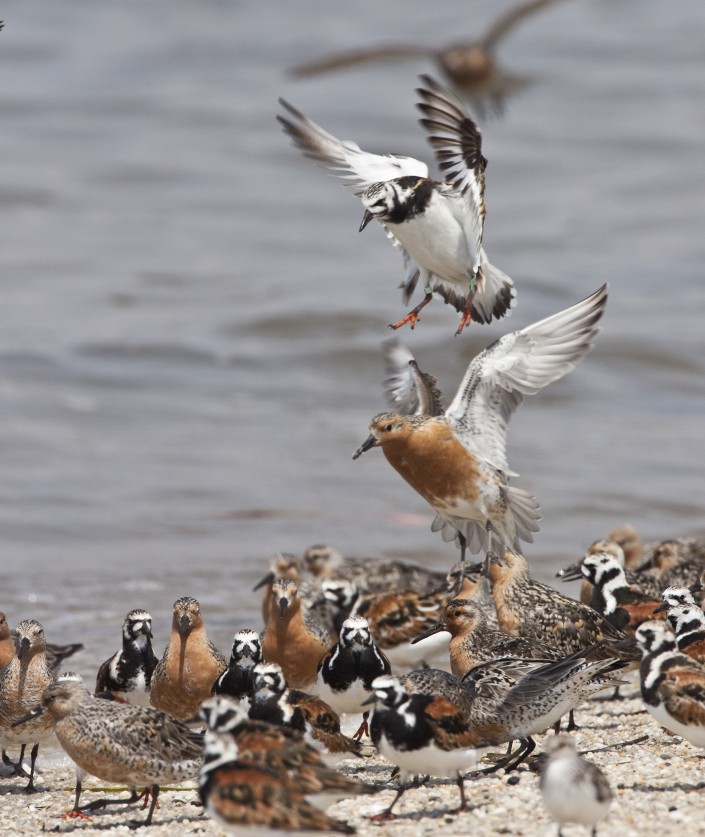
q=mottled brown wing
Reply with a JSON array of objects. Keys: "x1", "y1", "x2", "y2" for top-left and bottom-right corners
[
  {"x1": 287, "y1": 691, "x2": 362, "y2": 756},
  {"x1": 424, "y1": 695, "x2": 506, "y2": 750},
  {"x1": 662, "y1": 667, "x2": 705, "y2": 727}
]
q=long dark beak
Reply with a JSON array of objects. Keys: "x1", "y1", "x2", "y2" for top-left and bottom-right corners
[
  {"x1": 12, "y1": 704, "x2": 43, "y2": 727},
  {"x1": 278, "y1": 597, "x2": 289, "y2": 619},
  {"x1": 652, "y1": 601, "x2": 669, "y2": 614},
  {"x1": 253, "y1": 571, "x2": 275, "y2": 592},
  {"x1": 411, "y1": 622, "x2": 447, "y2": 645},
  {"x1": 359, "y1": 210, "x2": 374, "y2": 232},
  {"x1": 361, "y1": 692, "x2": 377, "y2": 707},
  {"x1": 556, "y1": 562, "x2": 584, "y2": 582},
  {"x1": 178, "y1": 615, "x2": 191, "y2": 637},
  {"x1": 353, "y1": 434, "x2": 378, "y2": 460},
  {"x1": 17, "y1": 637, "x2": 31, "y2": 659}
]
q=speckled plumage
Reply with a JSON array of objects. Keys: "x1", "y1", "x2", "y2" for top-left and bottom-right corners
[
  {"x1": 488, "y1": 552, "x2": 627, "y2": 657},
  {"x1": 19, "y1": 679, "x2": 201, "y2": 823},
  {"x1": 0, "y1": 619, "x2": 55, "y2": 791}
]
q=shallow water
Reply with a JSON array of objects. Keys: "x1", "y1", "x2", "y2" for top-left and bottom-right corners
[{"x1": 1, "y1": 0, "x2": 704, "y2": 671}]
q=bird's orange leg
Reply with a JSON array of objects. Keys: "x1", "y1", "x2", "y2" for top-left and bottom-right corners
[{"x1": 389, "y1": 292, "x2": 434, "y2": 330}]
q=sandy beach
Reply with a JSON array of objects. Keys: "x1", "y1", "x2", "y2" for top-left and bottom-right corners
[{"x1": 2, "y1": 689, "x2": 703, "y2": 836}]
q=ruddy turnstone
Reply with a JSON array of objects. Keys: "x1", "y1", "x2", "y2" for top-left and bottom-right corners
[
  {"x1": 656, "y1": 604, "x2": 705, "y2": 664},
  {"x1": 363, "y1": 673, "x2": 500, "y2": 817},
  {"x1": 150, "y1": 596, "x2": 227, "y2": 720},
  {"x1": 558, "y1": 538, "x2": 662, "y2": 604},
  {"x1": 249, "y1": 662, "x2": 363, "y2": 759},
  {"x1": 567, "y1": 552, "x2": 664, "y2": 632},
  {"x1": 95, "y1": 609, "x2": 158, "y2": 706},
  {"x1": 323, "y1": 580, "x2": 450, "y2": 669},
  {"x1": 354, "y1": 285, "x2": 608, "y2": 564},
  {"x1": 634, "y1": 620, "x2": 705, "y2": 750},
  {"x1": 199, "y1": 725, "x2": 355, "y2": 834},
  {"x1": 413, "y1": 598, "x2": 560, "y2": 677},
  {"x1": 487, "y1": 551, "x2": 629, "y2": 657},
  {"x1": 0, "y1": 619, "x2": 55, "y2": 791},
  {"x1": 213, "y1": 628, "x2": 263, "y2": 707},
  {"x1": 539, "y1": 734, "x2": 613, "y2": 837},
  {"x1": 13, "y1": 679, "x2": 202, "y2": 824},
  {"x1": 201, "y1": 696, "x2": 376, "y2": 803},
  {"x1": 260, "y1": 577, "x2": 334, "y2": 691},
  {"x1": 304, "y1": 542, "x2": 445, "y2": 596},
  {"x1": 289, "y1": 0, "x2": 566, "y2": 116},
  {"x1": 314, "y1": 616, "x2": 391, "y2": 739},
  {"x1": 279, "y1": 75, "x2": 515, "y2": 334}
]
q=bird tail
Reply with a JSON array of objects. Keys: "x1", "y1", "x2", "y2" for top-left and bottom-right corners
[
  {"x1": 471, "y1": 254, "x2": 516, "y2": 324},
  {"x1": 504, "y1": 485, "x2": 541, "y2": 549}
]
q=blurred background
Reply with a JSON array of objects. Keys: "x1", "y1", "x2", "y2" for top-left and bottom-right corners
[{"x1": 0, "y1": 0, "x2": 704, "y2": 668}]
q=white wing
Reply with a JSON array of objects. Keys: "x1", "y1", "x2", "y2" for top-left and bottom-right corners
[
  {"x1": 382, "y1": 338, "x2": 445, "y2": 417},
  {"x1": 278, "y1": 98, "x2": 429, "y2": 190},
  {"x1": 445, "y1": 284, "x2": 608, "y2": 472},
  {"x1": 416, "y1": 75, "x2": 486, "y2": 270}
]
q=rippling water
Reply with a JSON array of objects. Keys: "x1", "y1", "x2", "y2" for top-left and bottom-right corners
[{"x1": 1, "y1": 0, "x2": 704, "y2": 672}]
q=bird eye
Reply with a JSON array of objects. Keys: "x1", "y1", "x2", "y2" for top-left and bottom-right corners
[{"x1": 384, "y1": 423, "x2": 394, "y2": 432}]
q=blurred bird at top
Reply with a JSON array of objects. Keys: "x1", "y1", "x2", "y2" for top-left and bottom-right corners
[{"x1": 289, "y1": 0, "x2": 568, "y2": 117}]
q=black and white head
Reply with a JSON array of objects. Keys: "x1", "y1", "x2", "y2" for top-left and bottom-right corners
[
  {"x1": 666, "y1": 604, "x2": 705, "y2": 637},
  {"x1": 230, "y1": 629, "x2": 262, "y2": 667},
  {"x1": 322, "y1": 579, "x2": 358, "y2": 611},
  {"x1": 252, "y1": 662, "x2": 287, "y2": 697},
  {"x1": 634, "y1": 621, "x2": 677, "y2": 658},
  {"x1": 368, "y1": 674, "x2": 408, "y2": 709},
  {"x1": 659, "y1": 586, "x2": 696, "y2": 610},
  {"x1": 360, "y1": 176, "x2": 428, "y2": 227},
  {"x1": 581, "y1": 552, "x2": 625, "y2": 587},
  {"x1": 123, "y1": 609, "x2": 153, "y2": 643},
  {"x1": 200, "y1": 695, "x2": 248, "y2": 733},
  {"x1": 200, "y1": 728, "x2": 240, "y2": 781},
  {"x1": 339, "y1": 616, "x2": 372, "y2": 649}
]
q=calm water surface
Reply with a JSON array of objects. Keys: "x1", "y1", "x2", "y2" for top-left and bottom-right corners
[{"x1": 1, "y1": 0, "x2": 704, "y2": 672}]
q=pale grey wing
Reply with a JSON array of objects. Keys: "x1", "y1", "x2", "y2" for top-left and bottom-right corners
[
  {"x1": 445, "y1": 284, "x2": 608, "y2": 472},
  {"x1": 289, "y1": 43, "x2": 433, "y2": 78},
  {"x1": 277, "y1": 98, "x2": 429, "y2": 190},
  {"x1": 416, "y1": 74, "x2": 486, "y2": 269},
  {"x1": 382, "y1": 338, "x2": 445, "y2": 417}
]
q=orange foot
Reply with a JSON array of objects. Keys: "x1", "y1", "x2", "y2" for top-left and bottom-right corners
[
  {"x1": 388, "y1": 311, "x2": 421, "y2": 330},
  {"x1": 455, "y1": 310, "x2": 473, "y2": 335},
  {"x1": 61, "y1": 810, "x2": 92, "y2": 820}
]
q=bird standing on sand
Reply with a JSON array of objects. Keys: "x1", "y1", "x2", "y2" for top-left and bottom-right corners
[
  {"x1": 0, "y1": 619, "x2": 55, "y2": 791},
  {"x1": 95, "y1": 609, "x2": 158, "y2": 705},
  {"x1": 13, "y1": 679, "x2": 202, "y2": 824},
  {"x1": 150, "y1": 596, "x2": 227, "y2": 720},
  {"x1": 539, "y1": 734, "x2": 613, "y2": 837}
]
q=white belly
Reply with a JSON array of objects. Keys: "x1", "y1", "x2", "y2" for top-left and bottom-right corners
[{"x1": 377, "y1": 735, "x2": 481, "y2": 779}]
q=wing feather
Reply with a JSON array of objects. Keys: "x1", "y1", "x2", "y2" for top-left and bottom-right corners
[{"x1": 445, "y1": 284, "x2": 608, "y2": 471}]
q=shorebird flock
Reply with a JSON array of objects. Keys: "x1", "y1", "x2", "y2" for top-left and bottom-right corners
[{"x1": 3, "y1": 38, "x2": 705, "y2": 837}]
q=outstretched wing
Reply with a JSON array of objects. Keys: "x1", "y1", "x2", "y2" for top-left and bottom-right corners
[
  {"x1": 445, "y1": 284, "x2": 608, "y2": 471},
  {"x1": 383, "y1": 338, "x2": 445, "y2": 417},
  {"x1": 277, "y1": 99, "x2": 428, "y2": 191},
  {"x1": 416, "y1": 74, "x2": 486, "y2": 269}
]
